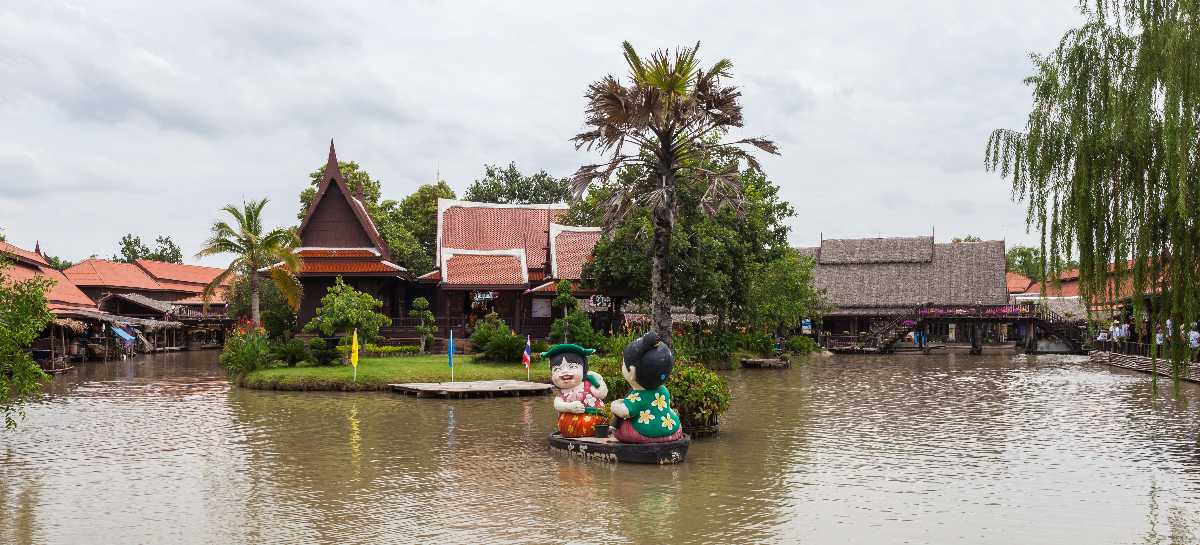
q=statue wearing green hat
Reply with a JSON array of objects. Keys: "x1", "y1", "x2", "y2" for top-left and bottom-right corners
[{"x1": 542, "y1": 343, "x2": 608, "y2": 438}]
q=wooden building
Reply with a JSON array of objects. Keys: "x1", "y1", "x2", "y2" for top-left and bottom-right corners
[
  {"x1": 798, "y1": 236, "x2": 1009, "y2": 336},
  {"x1": 280, "y1": 142, "x2": 604, "y2": 341}
]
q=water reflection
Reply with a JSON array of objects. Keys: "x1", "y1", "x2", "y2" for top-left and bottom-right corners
[{"x1": 1, "y1": 351, "x2": 1199, "y2": 544}]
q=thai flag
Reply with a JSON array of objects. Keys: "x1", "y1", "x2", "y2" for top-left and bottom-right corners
[{"x1": 521, "y1": 335, "x2": 532, "y2": 369}]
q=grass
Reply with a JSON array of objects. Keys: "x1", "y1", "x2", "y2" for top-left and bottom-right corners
[{"x1": 239, "y1": 354, "x2": 550, "y2": 391}]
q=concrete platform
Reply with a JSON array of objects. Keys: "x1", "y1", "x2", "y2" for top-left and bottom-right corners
[{"x1": 390, "y1": 380, "x2": 553, "y2": 398}]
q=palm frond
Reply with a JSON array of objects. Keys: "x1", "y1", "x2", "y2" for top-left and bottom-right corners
[{"x1": 269, "y1": 267, "x2": 304, "y2": 311}]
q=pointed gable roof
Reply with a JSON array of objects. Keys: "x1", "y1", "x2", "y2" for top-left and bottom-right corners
[{"x1": 297, "y1": 140, "x2": 391, "y2": 260}]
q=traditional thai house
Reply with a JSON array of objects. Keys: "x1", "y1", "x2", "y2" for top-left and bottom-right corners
[
  {"x1": 280, "y1": 143, "x2": 605, "y2": 342},
  {"x1": 417, "y1": 199, "x2": 604, "y2": 338},
  {"x1": 282, "y1": 142, "x2": 411, "y2": 329},
  {"x1": 799, "y1": 236, "x2": 1009, "y2": 337}
]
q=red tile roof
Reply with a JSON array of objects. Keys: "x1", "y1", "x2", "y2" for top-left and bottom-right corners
[
  {"x1": 551, "y1": 225, "x2": 601, "y2": 280},
  {"x1": 0, "y1": 241, "x2": 49, "y2": 267},
  {"x1": 298, "y1": 260, "x2": 404, "y2": 274},
  {"x1": 135, "y1": 259, "x2": 228, "y2": 287},
  {"x1": 444, "y1": 254, "x2": 525, "y2": 285},
  {"x1": 1006, "y1": 272, "x2": 1034, "y2": 294},
  {"x1": 297, "y1": 248, "x2": 378, "y2": 258},
  {"x1": 437, "y1": 199, "x2": 567, "y2": 270},
  {"x1": 1, "y1": 242, "x2": 95, "y2": 309},
  {"x1": 65, "y1": 259, "x2": 163, "y2": 290}
]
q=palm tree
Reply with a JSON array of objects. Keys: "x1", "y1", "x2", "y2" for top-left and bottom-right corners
[
  {"x1": 571, "y1": 42, "x2": 779, "y2": 344},
  {"x1": 196, "y1": 198, "x2": 302, "y2": 326}
]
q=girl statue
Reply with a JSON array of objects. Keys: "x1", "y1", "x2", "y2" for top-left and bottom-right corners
[
  {"x1": 610, "y1": 331, "x2": 683, "y2": 443},
  {"x1": 543, "y1": 344, "x2": 608, "y2": 438}
]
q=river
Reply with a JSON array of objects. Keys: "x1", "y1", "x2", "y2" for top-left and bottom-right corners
[{"x1": 2, "y1": 351, "x2": 1199, "y2": 544}]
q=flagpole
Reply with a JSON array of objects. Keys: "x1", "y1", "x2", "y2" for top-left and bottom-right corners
[
  {"x1": 526, "y1": 335, "x2": 531, "y2": 381},
  {"x1": 449, "y1": 329, "x2": 455, "y2": 383}
]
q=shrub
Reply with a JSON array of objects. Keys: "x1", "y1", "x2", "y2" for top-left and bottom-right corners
[
  {"x1": 484, "y1": 332, "x2": 526, "y2": 362},
  {"x1": 549, "y1": 309, "x2": 603, "y2": 349},
  {"x1": 668, "y1": 364, "x2": 731, "y2": 431},
  {"x1": 360, "y1": 344, "x2": 420, "y2": 357},
  {"x1": 786, "y1": 335, "x2": 819, "y2": 355},
  {"x1": 601, "y1": 329, "x2": 642, "y2": 357},
  {"x1": 306, "y1": 337, "x2": 342, "y2": 366},
  {"x1": 674, "y1": 329, "x2": 736, "y2": 364},
  {"x1": 591, "y1": 356, "x2": 731, "y2": 433},
  {"x1": 409, "y1": 296, "x2": 436, "y2": 353},
  {"x1": 303, "y1": 277, "x2": 391, "y2": 342},
  {"x1": 469, "y1": 312, "x2": 508, "y2": 353},
  {"x1": 220, "y1": 330, "x2": 272, "y2": 377},
  {"x1": 736, "y1": 330, "x2": 775, "y2": 357},
  {"x1": 270, "y1": 337, "x2": 310, "y2": 367}
]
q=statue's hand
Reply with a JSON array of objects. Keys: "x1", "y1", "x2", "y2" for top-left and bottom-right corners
[
  {"x1": 610, "y1": 399, "x2": 630, "y2": 418},
  {"x1": 565, "y1": 400, "x2": 586, "y2": 414}
]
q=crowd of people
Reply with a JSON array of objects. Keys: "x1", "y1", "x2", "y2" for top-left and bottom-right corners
[{"x1": 1096, "y1": 317, "x2": 1200, "y2": 356}]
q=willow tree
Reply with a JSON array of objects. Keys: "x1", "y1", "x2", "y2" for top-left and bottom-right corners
[
  {"x1": 986, "y1": 0, "x2": 1200, "y2": 375},
  {"x1": 571, "y1": 42, "x2": 779, "y2": 345}
]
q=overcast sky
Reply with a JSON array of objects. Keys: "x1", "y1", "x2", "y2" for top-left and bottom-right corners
[{"x1": 0, "y1": 1, "x2": 1084, "y2": 267}]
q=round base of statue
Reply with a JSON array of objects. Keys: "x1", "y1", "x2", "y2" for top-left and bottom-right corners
[{"x1": 547, "y1": 432, "x2": 690, "y2": 465}]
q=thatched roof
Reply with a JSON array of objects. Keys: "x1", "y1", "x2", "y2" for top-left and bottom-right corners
[{"x1": 801, "y1": 238, "x2": 1007, "y2": 315}]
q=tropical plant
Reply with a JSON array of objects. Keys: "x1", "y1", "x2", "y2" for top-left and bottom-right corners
[
  {"x1": 468, "y1": 312, "x2": 524, "y2": 362},
  {"x1": 270, "y1": 337, "x2": 310, "y2": 367},
  {"x1": 985, "y1": 0, "x2": 1200, "y2": 377},
  {"x1": 303, "y1": 277, "x2": 391, "y2": 342},
  {"x1": 306, "y1": 338, "x2": 342, "y2": 366},
  {"x1": 469, "y1": 312, "x2": 509, "y2": 353},
  {"x1": 571, "y1": 42, "x2": 778, "y2": 344},
  {"x1": 409, "y1": 296, "x2": 436, "y2": 353},
  {"x1": 226, "y1": 275, "x2": 295, "y2": 339},
  {"x1": 219, "y1": 329, "x2": 272, "y2": 377},
  {"x1": 0, "y1": 260, "x2": 53, "y2": 429},
  {"x1": 196, "y1": 199, "x2": 302, "y2": 326}
]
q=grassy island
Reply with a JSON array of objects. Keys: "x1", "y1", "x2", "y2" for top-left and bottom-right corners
[{"x1": 238, "y1": 355, "x2": 551, "y2": 391}]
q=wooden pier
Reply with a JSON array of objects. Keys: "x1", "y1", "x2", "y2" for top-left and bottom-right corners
[
  {"x1": 1089, "y1": 350, "x2": 1200, "y2": 383},
  {"x1": 390, "y1": 380, "x2": 553, "y2": 399}
]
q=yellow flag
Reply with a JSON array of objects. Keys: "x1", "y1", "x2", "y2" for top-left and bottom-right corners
[{"x1": 351, "y1": 329, "x2": 359, "y2": 368}]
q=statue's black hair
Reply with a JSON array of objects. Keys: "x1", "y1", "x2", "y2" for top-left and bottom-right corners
[
  {"x1": 549, "y1": 351, "x2": 588, "y2": 376},
  {"x1": 621, "y1": 331, "x2": 674, "y2": 390}
]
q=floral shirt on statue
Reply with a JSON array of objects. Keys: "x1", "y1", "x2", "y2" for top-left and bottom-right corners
[{"x1": 621, "y1": 385, "x2": 680, "y2": 438}]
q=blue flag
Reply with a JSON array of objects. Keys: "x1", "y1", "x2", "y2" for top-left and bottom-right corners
[{"x1": 448, "y1": 329, "x2": 455, "y2": 368}]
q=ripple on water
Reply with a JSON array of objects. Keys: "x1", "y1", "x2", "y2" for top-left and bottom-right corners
[{"x1": 2, "y1": 351, "x2": 1200, "y2": 545}]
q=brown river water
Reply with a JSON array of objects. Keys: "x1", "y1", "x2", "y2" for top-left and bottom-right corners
[{"x1": 2, "y1": 351, "x2": 1200, "y2": 545}]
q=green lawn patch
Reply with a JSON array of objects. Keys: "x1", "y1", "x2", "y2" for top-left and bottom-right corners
[{"x1": 238, "y1": 354, "x2": 550, "y2": 391}]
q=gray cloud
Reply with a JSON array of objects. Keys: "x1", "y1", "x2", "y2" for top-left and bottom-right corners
[{"x1": 0, "y1": 0, "x2": 1084, "y2": 264}]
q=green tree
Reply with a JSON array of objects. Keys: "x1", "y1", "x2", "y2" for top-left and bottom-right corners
[
  {"x1": 0, "y1": 260, "x2": 53, "y2": 429},
  {"x1": 44, "y1": 255, "x2": 73, "y2": 271},
  {"x1": 113, "y1": 234, "x2": 183, "y2": 263},
  {"x1": 580, "y1": 151, "x2": 794, "y2": 325},
  {"x1": 571, "y1": 42, "x2": 779, "y2": 344},
  {"x1": 952, "y1": 235, "x2": 983, "y2": 243},
  {"x1": 1005, "y1": 245, "x2": 1080, "y2": 281},
  {"x1": 746, "y1": 249, "x2": 828, "y2": 336},
  {"x1": 396, "y1": 181, "x2": 455, "y2": 260},
  {"x1": 409, "y1": 296, "x2": 436, "y2": 353},
  {"x1": 304, "y1": 276, "x2": 391, "y2": 342},
  {"x1": 464, "y1": 163, "x2": 571, "y2": 204},
  {"x1": 549, "y1": 280, "x2": 601, "y2": 348},
  {"x1": 196, "y1": 199, "x2": 302, "y2": 326},
  {"x1": 225, "y1": 275, "x2": 295, "y2": 339},
  {"x1": 986, "y1": 0, "x2": 1200, "y2": 375},
  {"x1": 299, "y1": 160, "x2": 383, "y2": 221}
]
